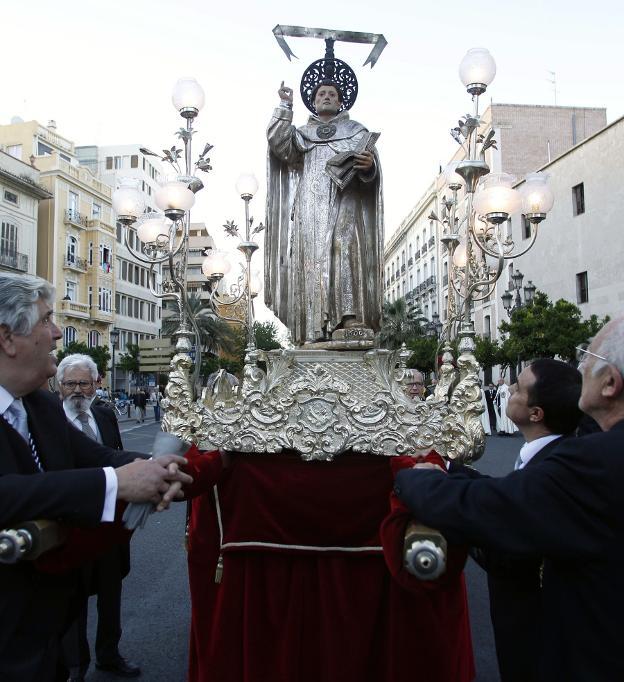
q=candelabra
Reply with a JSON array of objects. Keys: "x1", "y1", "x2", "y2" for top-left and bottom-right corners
[
  {"x1": 429, "y1": 48, "x2": 554, "y2": 363},
  {"x1": 111, "y1": 78, "x2": 261, "y2": 396}
]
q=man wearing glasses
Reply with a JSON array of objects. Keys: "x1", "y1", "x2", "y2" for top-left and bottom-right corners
[
  {"x1": 394, "y1": 316, "x2": 624, "y2": 682},
  {"x1": 57, "y1": 354, "x2": 140, "y2": 681}
]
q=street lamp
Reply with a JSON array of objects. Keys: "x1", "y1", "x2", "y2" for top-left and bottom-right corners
[
  {"x1": 503, "y1": 269, "x2": 536, "y2": 317},
  {"x1": 110, "y1": 328, "x2": 119, "y2": 394},
  {"x1": 111, "y1": 78, "x2": 262, "y2": 395},
  {"x1": 428, "y1": 47, "x2": 554, "y2": 364}
]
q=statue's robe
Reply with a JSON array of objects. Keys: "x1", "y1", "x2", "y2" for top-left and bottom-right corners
[
  {"x1": 265, "y1": 108, "x2": 384, "y2": 344},
  {"x1": 184, "y1": 447, "x2": 475, "y2": 682}
]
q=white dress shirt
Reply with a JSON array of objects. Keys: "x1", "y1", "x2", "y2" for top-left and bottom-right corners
[
  {"x1": 0, "y1": 384, "x2": 117, "y2": 522},
  {"x1": 516, "y1": 434, "x2": 562, "y2": 470}
]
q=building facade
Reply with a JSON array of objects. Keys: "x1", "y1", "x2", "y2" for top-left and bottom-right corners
[
  {"x1": 0, "y1": 148, "x2": 51, "y2": 275},
  {"x1": 384, "y1": 103, "x2": 610, "y2": 375},
  {"x1": 0, "y1": 120, "x2": 117, "y2": 352}
]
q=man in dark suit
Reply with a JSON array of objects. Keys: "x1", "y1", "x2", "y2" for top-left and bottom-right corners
[
  {"x1": 394, "y1": 316, "x2": 624, "y2": 682},
  {"x1": 484, "y1": 382, "x2": 497, "y2": 432},
  {"x1": 57, "y1": 354, "x2": 140, "y2": 680},
  {"x1": 467, "y1": 359, "x2": 582, "y2": 681},
  {"x1": 0, "y1": 273, "x2": 192, "y2": 682}
]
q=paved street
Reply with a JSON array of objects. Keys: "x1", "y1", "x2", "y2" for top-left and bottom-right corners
[{"x1": 85, "y1": 421, "x2": 522, "y2": 682}]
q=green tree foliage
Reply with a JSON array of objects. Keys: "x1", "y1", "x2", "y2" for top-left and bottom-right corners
[
  {"x1": 499, "y1": 291, "x2": 609, "y2": 363},
  {"x1": 56, "y1": 341, "x2": 111, "y2": 378},
  {"x1": 117, "y1": 343, "x2": 140, "y2": 373},
  {"x1": 379, "y1": 298, "x2": 427, "y2": 349},
  {"x1": 406, "y1": 336, "x2": 439, "y2": 375},
  {"x1": 474, "y1": 335, "x2": 505, "y2": 370},
  {"x1": 162, "y1": 294, "x2": 238, "y2": 356}
]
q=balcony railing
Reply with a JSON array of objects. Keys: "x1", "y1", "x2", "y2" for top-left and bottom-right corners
[
  {"x1": 425, "y1": 275, "x2": 436, "y2": 290},
  {"x1": 61, "y1": 299, "x2": 90, "y2": 319},
  {"x1": 64, "y1": 256, "x2": 88, "y2": 271},
  {"x1": 421, "y1": 243, "x2": 428, "y2": 254},
  {"x1": 414, "y1": 248, "x2": 420, "y2": 259},
  {"x1": 64, "y1": 209, "x2": 88, "y2": 228},
  {"x1": 407, "y1": 257, "x2": 413, "y2": 267},
  {"x1": 401, "y1": 264, "x2": 406, "y2": 274},
  {"x1": 428, "y1": 236, "x2": 435, "y2": 247},
  {"x1": 87, "y1": 218, "x2": 116, "y2": 236},
  {"x1": 0, "y1": 250, "x2": 28, "y2": 272},
  {"x1": 443, "y1": 274, "x2": 449, "y2": 287},
  {"x1": 91, "y1": 306, "x2": 113, "y2": 321}
]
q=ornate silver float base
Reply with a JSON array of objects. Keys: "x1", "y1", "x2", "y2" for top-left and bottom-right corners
[{"x1": 162, "y1": 345, "x2": 485, "y2": 463}]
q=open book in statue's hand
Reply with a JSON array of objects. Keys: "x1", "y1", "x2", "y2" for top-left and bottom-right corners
[{"x1": 325, "y1": 132, "x2": 380, "y2": 190}]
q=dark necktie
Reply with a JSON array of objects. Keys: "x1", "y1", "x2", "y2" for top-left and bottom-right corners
[{"x1": 77, "y1": 411, "x2": 99, "y2": 442}]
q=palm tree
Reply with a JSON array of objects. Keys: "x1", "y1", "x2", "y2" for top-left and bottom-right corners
[
  {"x1": 379, "y1": 298, "x2": 427, "y2": 349},
  {"x1": 162, "y1": 294, "x2": 238, "y2": 356}
]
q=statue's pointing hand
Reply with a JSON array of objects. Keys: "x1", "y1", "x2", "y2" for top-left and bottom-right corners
[
  {"x1": 353, "y1": 151, "x2": 374, "y2": 172},
  {"x1": 278, "y1": 81, "x2": 293, "y2": 104}
]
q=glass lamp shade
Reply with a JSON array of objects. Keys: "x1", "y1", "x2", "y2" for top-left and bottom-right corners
[
  {"x1": 112, "y1": 178, "x2": 145, "y2": 218},
  {"x1": 155, "y1": 181, "x2": 195, "y2": 212},
  {"x1": 501, "y1": 290, "x2": 513, "y2": 310},
  {"x1": 249, "y1": 271, "x2": 263, "y2": 296},
  {"x1": 512, "y1": 270, "x2": 524, "y2": 290},
  {"x1": 443, "y1": 161, "x2": 462, "y2": 187},
  {"x1": 459, "y1": 48, "x2": 496, "y2": 88},
  {"x1": 201, "y1": 251, "x2": 232, "y2": 278},
  {"x1": 453, "y1": 242, "x2": 467, "y2": 267},
  {"x1": 172, "y1": 78, "x2": 205, "y2": 112},
  {"x1": 473, "y1": 173, "x2": 521, "y2": 217},
  {"x1": 521, "y1": 173, "x2": 555, "y2": 215},
  {"x1": 524, "y1": 280, "x2": 536, "y2": 303},
  {"x1": 235, "y1": 173, "x2": 259, "y2": 198},
  {"x1": 136, "y1": 216, "x2": 172, "y2": 243}
]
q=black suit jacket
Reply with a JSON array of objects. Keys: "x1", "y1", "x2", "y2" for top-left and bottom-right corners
[
  {"x1": 475, "y1": 437, "x2": 565, "y2": 682},
  {"x1": 0, "y1": 389, "x2": 142, "y2": 681},
  {"x1": 395, "y1": 422, "x2": 624, "y2": 682}
]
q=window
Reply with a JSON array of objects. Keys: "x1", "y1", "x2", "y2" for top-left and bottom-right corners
[
  {"x1": 106, "y1": 156, "x2": 113, "y2": 170},
  {"x1": 65, "y1": 281, "x2": 77, "y2": 301},
  {"x1": 521, "y1": 214, "x2": 531, "y2": 240},
  {"x1": 66, "y1": 235, "x2": 77, "y2": 263},
  {"x1": 116, "y1": 221, "x2": 122, "y2": 243},
  {"x1": 114, "y1": 156, "x2": 122, "y2": 169},
  {"x1": 576, "y1": 271, "x2": 588, "y2": 304},
  {"x1": 88, "y1": 242, "x2": 93, "y2": 265},
  {"x1": 37, "y1": 141, "x2": 53, "y2": 156},
  {"x1": 88, "y1": 330, "x2": 101, "y2": 348},
  {"x1": 92, "y1": 203, "x2": 101, "y2": 219},
  {"x1": 99, "y1": 243, "x2": 111, "y2": 271},
  {"x1": 88, "y1": 286, "x2": 93, "y2": 308},
  {"x1": 63, "y1": 326, "x2": 77, "y2": 346},
  {"x1": 484, "y1": 314, "x2": 491, "y2": 339},
  {"x1": 68, "y1": 191, "x2": 79, "y2": 214},
  {"x1": 6, "y1": 144, "x2": 22, "y2": 159},
  {"x1": 121, "y1": 260, "x2": 127, "y2": 280},
  {"x1": 572, "y1": 183, "x2": 585, "y2": 216},
  {"x1": 0, "y1": 221, "x2": 18, "y2": 257},
  {"x1": 60, "y1": 153, "x2": 71, "y2": 163},
  {"x1": 131, "y1": 155, "x2": 138, "y2": 168},
  {"x1": 3, "y1": 190, "x2": 18, "y2": 205},
  {"x1": 98, "y1": 287, "x2": 112, "y2": 312},
  {"x1": 115, "y1": 293, "x2": 120, "y2": 314}
]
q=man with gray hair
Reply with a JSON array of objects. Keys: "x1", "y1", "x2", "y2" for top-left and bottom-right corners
[
  {"x1": 0, "y1": 273, "x2": 192, "y2": 682},
  {"x1": 57, "y1": 354, "x2": 140, "y2": 680},
  {"x1": 394, "y1": 316, "x2": 624, "y2": 682}
]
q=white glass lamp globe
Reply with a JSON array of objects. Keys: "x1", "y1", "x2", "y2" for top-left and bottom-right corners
[
  {"x1": 112, "y1": 178, "x2": 145, "y2": 220},
  {"x1": 172, "y1": 78, "x2": 205, "y2": 113},
  {"x1": 155, "y1": 181, "x2": 195, "y2": 212},
  {"x1": 443, "y1": 161, "x2": 462, "y2": 188},
  {"x1": 235, "y1": 173, "x2": 259, "y2": 198},
  {"x1": 249, "y1": 271, "x2": 263, "y2": 297},
  {"x1": 453, "y1": 242, "x2": 467, "y2": 268},
  {"x1": 521, "y1": 173, "x2": 555, "y2": 215},
  {"x1": 473, "y1": 173, "x2": 521, "y2": 218},
  {"x1": 136, "y1": 216, "x2": 172, "y2": 244},
  {"x1": 459, "y1": 48, "x2": 496, "y2": 90},
  {"x1": 202, "y1": 251, "x2": 232, "y2": 279}
]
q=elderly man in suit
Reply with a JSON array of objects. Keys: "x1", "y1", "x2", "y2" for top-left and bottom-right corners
[
  {"x1": 58, "y1": 354, "x2": 140, "y2": 680},
  {"x1": 0, "y1": 273, "x2": 191, "y2": 682},
  {"x1": 394, "y1": 317, "x2": 624, "y2": 682}
]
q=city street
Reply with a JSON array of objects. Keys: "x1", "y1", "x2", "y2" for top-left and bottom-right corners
[{"x1": 85, "y1": 420, "x2": 522, "y2": 682}]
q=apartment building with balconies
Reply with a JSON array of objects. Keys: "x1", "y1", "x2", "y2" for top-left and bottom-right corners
[
  {"x1": 384, "y1": 102, "x2": 608, "y2": 348},
  {"x1": 0, "y1": 120, "x2": 117, "y2": 351},
  {"x1": 0, "y1": 147, "x2": 51, "y2": 276}
]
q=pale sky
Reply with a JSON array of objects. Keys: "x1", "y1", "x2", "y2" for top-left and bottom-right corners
[{"x1": 3, "y1": 0, "x2": 622, "y2": 324}]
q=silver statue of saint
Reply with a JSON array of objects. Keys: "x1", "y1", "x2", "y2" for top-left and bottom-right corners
[{"x1": 265, "y1": 81, "x2": 384, "y2": 346}]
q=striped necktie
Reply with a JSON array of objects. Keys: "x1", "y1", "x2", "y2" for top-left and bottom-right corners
[
  {"x1": 77, "y1": 411, "x2": 99, "y2": 442},
  {"x1": 4, "y1": 399, "x2": 44, "y2": 471}
]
